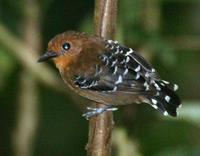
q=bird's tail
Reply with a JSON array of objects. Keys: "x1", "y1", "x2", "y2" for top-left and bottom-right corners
[{"x1": 147, "y1": 80, "x2": 181, "y2": 117}]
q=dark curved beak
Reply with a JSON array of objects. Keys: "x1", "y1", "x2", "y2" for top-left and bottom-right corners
[{"x1": 37, "y1": 51, "x2": 58, "y2": 62}]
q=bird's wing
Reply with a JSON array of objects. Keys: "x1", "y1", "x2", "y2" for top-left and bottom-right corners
[
  {"x1": 73, "y1": 40, "x2": 181, "y2": 117},
  {"x1": 73, "y1": 40, "x2": 159, "y2": 94}
]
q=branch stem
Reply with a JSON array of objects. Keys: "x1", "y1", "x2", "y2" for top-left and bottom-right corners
[{"x1": 86, "y1": 0, "x2": 118, "y2": 156}]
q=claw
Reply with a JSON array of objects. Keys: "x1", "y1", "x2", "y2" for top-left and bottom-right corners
[{"x1": 82, "y1": 105, "x2": 118, "y2": 119}]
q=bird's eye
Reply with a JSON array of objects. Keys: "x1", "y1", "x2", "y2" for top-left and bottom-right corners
[{"x1": 62, "y1": 42, "x2": 71, "y2": 51}]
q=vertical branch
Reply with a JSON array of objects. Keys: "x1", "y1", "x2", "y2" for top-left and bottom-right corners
[
  {"x1": 94, "y1": 0, "x2": 117, "y2": 38},
  {"x1": 86, "y1": 0, "x2": 118, "y2": 156},
  {"x1": 12, "y1": 0, "x2": 41, "y2": 156}
]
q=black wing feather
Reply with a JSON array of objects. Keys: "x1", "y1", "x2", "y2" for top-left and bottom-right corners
[{"x1": 73, "y1": 40, "x2": 156, "y2": 93}]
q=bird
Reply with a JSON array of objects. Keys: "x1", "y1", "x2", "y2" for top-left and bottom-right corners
[{"x1": 38, "y1": 31, "x2": 181, "y2": 119}]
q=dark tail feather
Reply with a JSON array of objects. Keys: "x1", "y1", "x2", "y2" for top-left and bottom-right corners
[{"x1": 148, "y1": 80, "x2": 181, "y2": 117}]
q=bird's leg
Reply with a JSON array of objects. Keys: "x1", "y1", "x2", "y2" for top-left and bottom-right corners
[{"x1": 82, "y1": 105, "x2": 118, "y2": 119}]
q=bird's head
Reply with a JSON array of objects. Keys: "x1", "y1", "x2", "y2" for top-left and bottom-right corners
[{"x1": 38, "y1": 31, "x2": 101, "y2": 70}]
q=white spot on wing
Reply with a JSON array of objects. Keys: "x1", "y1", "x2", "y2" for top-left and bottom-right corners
[
  {"x1": 113, "y1": 66, "x2": 118, "y2": 74},
  {"x1": 105, "y1": 59, "x2": 109, "y2": 65},
  {"x1": 151, "y1": 98, "x2": 157, "y2": 104},
  {"x1": 120, "y1": 59, "x2": 125, "y2": 64},
  {"x1": 144, "y1": 82, "x2": 150, "y2": 90},
  {"x1": 125, "y1": 48, "x2": 133, "y2": 56},
  {"x1": 162, "y1": 80, "x2": 169, "y2": 84},
  {"x1": 112, "y1": 86, "x2": 117, "y2": 92},
  {"x1": 114, "y1": 48, "x2": 120, "y2": 54},
  {"x1": 107, "y1": 40, "x2": 113, "y2": 43},
  {"x1": 163, "y1": 111, "x2": 168, "y2": 116},
  {"x1": 154, "y1": 83, "x2": 161, "y2": 91},
  {"x1": 145, "y1": 72, "x2": 149, "y2": 78},
  {"x1": 151, "y1": 104, "x2": 158, "y2": 109},
  {"x1": 160, "y1": 82, "x2": 165, "y2": 86},
  {"x1": 111, "y1": 59, "x2": 118, "y2": 67},
  {"x1": 81, "y1": 79, "x2": 87, "y2": 83},
  {"x1": 123, "y1": 68, "x2": 128, "y2": 75},
  {"x1": 144, "y1": 82, "x2": 148, "y2": 87},
  {"x1": 174, "y1": 84, "x2": 178, "y2": 91},
  {"x1": 135, "y1": 73, "x2": 140, "y2": 80},
  {"x1": 131, "y1": 84, "x2": 135, "y2": 87},
  {"x1": 126, "y1": 56, "x2": 130, "y2": 63},
  {"x1": 115, "y1": 75, "x2": 123, "y2": 84},
  {"x1": 165, "y1": 95, "x2": 170, "y2": 103},
  {"x1": 144, "y1": 82, "x2": 149, "y2": 90},
  {"x1": 135, "y1": 65, "x2": 141, "y2": 72}
]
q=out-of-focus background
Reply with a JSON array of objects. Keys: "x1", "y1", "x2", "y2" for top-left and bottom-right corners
[{"x1": 0, "y1": 0, "x2": 200, "y2": 156}]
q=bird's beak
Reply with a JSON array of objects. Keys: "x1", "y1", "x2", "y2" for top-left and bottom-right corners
[{"x1": 37, "y1": 51, "x2": 58, "y2": 62}]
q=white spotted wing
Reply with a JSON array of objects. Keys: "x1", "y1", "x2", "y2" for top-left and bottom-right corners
[{"x1": 74, "y1": 40, "x2": 159, "y2": 93}]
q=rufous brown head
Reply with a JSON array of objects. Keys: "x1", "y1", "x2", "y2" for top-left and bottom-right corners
[{"x1": 38, "y1": 31, "x2": 104, "y2": 70}]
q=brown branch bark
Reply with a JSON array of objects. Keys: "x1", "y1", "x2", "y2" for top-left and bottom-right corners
[
  {"x1": 86, "y1": 0, "x2": 118, "y2": 156},
  {"x1": 94, "y1": 0, "x2": 117, "y2": 38}
]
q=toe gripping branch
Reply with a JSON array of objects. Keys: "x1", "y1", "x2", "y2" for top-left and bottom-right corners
[{"x1": 82, "y1": 105, "x2": 118, "y2": 120}]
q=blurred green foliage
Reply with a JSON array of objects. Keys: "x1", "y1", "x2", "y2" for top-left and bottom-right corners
[{"x1": 0, "y1": 0, "x2": 200, "y2": 156}]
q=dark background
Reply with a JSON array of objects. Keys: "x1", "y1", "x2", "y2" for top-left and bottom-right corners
[{"x1": 0, "y1": 0, "x2": 200, "y2": 156}]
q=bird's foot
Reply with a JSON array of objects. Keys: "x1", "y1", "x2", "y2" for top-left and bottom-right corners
[{"x1": 82, "y1": 105, "x2": 118, "y2": 120}]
